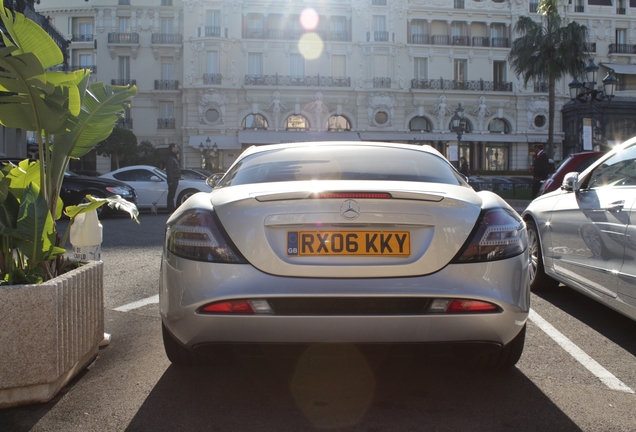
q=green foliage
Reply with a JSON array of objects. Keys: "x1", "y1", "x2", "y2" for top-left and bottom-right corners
[
  {"x1": 0, "y1": 7, "x2": 138, "y2": 284},
  {"x1": 507, "y1": 0, "x2": 588, "y2": 159},
  {"x1": 94, "y1": 128, "x2": 138, "y2": 169}
]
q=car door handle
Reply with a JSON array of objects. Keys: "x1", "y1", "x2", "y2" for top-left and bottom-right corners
[{"x1": 605, "y1": 201, "x2": 625, "y2": 212}]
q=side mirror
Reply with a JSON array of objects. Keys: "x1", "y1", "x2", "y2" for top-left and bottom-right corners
[
  {"x1": 562, "y1": 172, "x2": 579, "y2": 192},
  {"x1": 206, "y1": 173, "x2": 224, "y2": 188},
  {"x1": 150, "y1": 175, "x2": 163, "y2": 182}
]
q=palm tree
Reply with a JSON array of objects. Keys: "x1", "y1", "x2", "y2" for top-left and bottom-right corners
[{"x1": 508, "y1": 0, "x2": 588, "y2": 159}]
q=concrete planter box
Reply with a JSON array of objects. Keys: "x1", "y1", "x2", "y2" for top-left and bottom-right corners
[{"x1": 0, "y1": 261, "x2": 104, "y2": 408}]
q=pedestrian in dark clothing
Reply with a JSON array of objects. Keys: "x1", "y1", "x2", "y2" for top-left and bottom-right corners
[
  {"x1": 459, "y1": 156, "x2": 469, "y2": 178},
  {"x1": 165, "y1": 143, "x2": 181, "y2": 212},
  {"x1": 531, "y1": 144, "x2": 550, "y2": 198}
]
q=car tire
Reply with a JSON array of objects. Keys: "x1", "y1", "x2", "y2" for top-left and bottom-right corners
[
  {"x1": 162, "y1": 322, "x2": 209, "y2": 366},
  {"x1": 526, "y1": 218, "x2": 559, "y2": 291},
  {"x1": 177, "y1": 189, "x2": 199, "y2": 206},
  {"x1": 471, "y1": 325, "x2": 526, "y2": 369}
]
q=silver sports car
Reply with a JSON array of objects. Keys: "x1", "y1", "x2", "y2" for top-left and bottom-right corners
[
  {"x1": 160, "y1": 142, "x2": 530, "y2": 368},
  {"x1": 523, "y1": 136, "x2": 636, "y2": 322}
]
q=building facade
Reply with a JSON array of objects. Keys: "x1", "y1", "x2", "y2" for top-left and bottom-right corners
[{"x1": 35, "y1": 0, "x2": 636, "y2": 174}]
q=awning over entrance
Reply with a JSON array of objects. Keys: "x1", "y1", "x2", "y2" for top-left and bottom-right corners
[
  {"x1": 600, "y1": 62, "x2": 636, "y2": 75},
  {"x1": 188, "y1": 135, "x2": 241, "y2": 150},
  {"x1": 238, "y1": 131, "x2": 360, "y2": 144}
]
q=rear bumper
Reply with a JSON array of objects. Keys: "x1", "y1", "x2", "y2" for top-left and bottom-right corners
[{"x1": 160, "y1": 253, "x2": 530, "y2": 348}]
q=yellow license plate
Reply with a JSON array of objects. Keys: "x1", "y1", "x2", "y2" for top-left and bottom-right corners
[{"x1": 287, "y1": 231, "x2": 410, "y2": 256}]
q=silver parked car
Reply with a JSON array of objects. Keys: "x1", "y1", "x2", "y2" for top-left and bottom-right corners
[
  {"x1": 523, "y1": 136, "x2": 636, "y2": 321},
  {"x1": 160, "y1": 142, "x2": 530, "y2": 368}
]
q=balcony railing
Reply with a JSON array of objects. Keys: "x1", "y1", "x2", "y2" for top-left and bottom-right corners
[
  {"x1": 49, "y1": 65, "x2": 96, "y2": 72},
  {"x1": 534, "y1": 82, "x2": 549, "y2": 93},
  {"x1": 609, "y1": 43, "x2": 636, "y2": 54},
  {"x1": 158, "y1": 118, "x2": 176, "y2": 129},
  {"x1": 201, "y1": 26, "x2": 221, "y2": 37},
  {"x1": 111, "y1": 79, "x2": 137, "y2": 86},
  {"x1": 372, "y1": 0, "x2": 387, "y2": 4},
  {"x1": 329, "y1": 31, "x2": 349, "y2": 41},
  {"x1": 374, "y1": 31, "x2": 389, "y2": 42},
  {"x1": 432, "y1": 35, "x2": 450, "y2": 45},
  {"x1": 117, "y1": 118, "x2": 133, "y2": 129},
  {"x1": 154, "y1": 80, "x2": 179, "y2": 90},
  {"x1": 574, "y1": 5, "x2": 584, "y2": 12},
  {"x1": 452, "y1": 36, "x2": 469, "y2": 46},
  {"x1": 491, "y1": 37, "x2": 509, "y2": 48},
  {"x1": 244, "y1": 29, "x2": 265, "y2": 39},
  {"x1": 454, "y1": 0, "x2": 465, "y2": 9},
  {"x1": 161, "y1": 0, "x2": 173, "y2": 5},
  {"x1": 411, "y1": 78, "x2": 512, "y2": 92},
  {"x1": 203, "y1": 73, "x2": 223, "y2": 85},
  {"x1": 72, "y1": 34, "x2": 93, "y2": 42},
  {"x1": 529, "y1": 2, "x2": 539, "y2": 12},
  {"x1": 472, "y1": 36, "x2": 489, "y2": 47},
  {"x1": 244, "y1": 74, "x2": 350, "y2": 87},
  {"x1": 119, "y1": 0, "x2": 130, "y2": 4},
  {"x1": 239, "y1": 26, "x2": 350, "y2": 41},
  {"x1": 411, "y1": 33, "x2": 429, "y2": 44},
  {"x1": 108, "y1": 33, "x2": 139, "y2": 44},
  {"x1": 585, "y1": 42, "x2": 596, "y2": 53},
  {"x1": 151, "y1": 33, "x2": 182, "y2": 44},
  {"x1": 617, "y1": 7, "x2": 626, "y2": 14},
  {"x1": 373, "y1": 77, "x2": 391, "y2": 88}
]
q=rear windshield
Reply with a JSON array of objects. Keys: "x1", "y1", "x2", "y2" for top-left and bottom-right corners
[{"x1": 217, "y1": 146, "x2": 463, "y2": 187}]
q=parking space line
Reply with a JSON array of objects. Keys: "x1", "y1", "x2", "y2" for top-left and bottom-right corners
[
  {"x1": 529, "y1": 309, "x2": 634, "y2": 394},
  {"x1": 113, "y1": 294, "x2": 159, "y2": 312}
]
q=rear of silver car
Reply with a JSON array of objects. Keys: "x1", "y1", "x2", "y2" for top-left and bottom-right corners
[{"x1": 160, "y1": 143, "x2": 530, "y2": 367}]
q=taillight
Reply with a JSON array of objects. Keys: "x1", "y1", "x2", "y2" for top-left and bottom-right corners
[
  {"x1": 165, "y1": 210, "x2": 246, "y2": 263},
  {"x1": 452, "y1": 208, "x2": 526, "y2": 263},
  {"x1": 199, "y1": 299, "x2": 274, "y2": 314},
  {"x1": 428, "y1": 299, "x2": 500, "y2": 314}
]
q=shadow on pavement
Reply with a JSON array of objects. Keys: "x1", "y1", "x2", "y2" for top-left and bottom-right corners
[
  {"x1": 534, "y1": 286, "x2": 636, "y2": 357},
  {"x1": 125, "y1": 345, "x2": 580, "y2": 432}
]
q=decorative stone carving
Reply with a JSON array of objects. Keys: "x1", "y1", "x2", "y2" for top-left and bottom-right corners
[
  {"x1": 197, "y1": 89, "x2": 228, "y2": 124},
  {"x1": 266, "y1": 91, "x2": 288, "y2": 130},
  {"x1": 367, "y1": 92, "x2": 396, "y2": 127},
  {"x1": 304, "y1": 92, "x2": 330, "y2": 131},
  {"x1": 96, "y1": 9, "x2": 104, "y2": 33},
  {"x1": 432, "y1": 95, "x2": 451, "y2": 130},
  {"x1": 527, "y1": 97, "x2": 548, "y2": 130},
  {"x1": 472, "y1": 96, "x2": 491, "y2": 132}
]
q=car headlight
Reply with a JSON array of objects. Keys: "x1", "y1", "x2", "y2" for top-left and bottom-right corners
[
  {"x1": 106, "y1": 186, "x2": 134, "y2": 197},
  {"x1": 165, "y1": 209, "x2": 247, "y2": 263},
  {"x1": 451, "y1": 208, "x2": 527, "y2": 263}
]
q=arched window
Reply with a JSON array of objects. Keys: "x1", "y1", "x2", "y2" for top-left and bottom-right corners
[
  {"x1": 409, "y1": 116, "x2": 432, "y2": 132},
  {"x1": 327, "y1": 115, "x2": 351, "y2": 131},
  {"x1": 488, "y1": 118, "x2": 510, "y2": 134},
  {"x1": 286, "y1": 115, "x2": 309, "y2": 131},
  {"x1": 242, "y1": 114, "x2": 268, "y2": 130}
]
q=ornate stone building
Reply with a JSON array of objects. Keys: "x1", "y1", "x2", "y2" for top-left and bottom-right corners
[{"x1": 35, "y1": 0, "x2": 636, "y2": 173}]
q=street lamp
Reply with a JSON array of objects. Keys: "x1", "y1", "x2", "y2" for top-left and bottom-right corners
[
  {"x1": 568, "y1": 59, "x2": 618, "y2": 151},
  {"x1": 451, "y1": 103, "x2": 466, "y2": 168},
  {"x1": 569, "y1": 59, "x2": 617, "y2": 102}
]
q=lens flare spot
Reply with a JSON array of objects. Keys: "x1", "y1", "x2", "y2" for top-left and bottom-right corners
[
  {"x1": 298, "y1": 33, "x2": 324, "y2": 60},
  {"x1": 300, "y1": 8, "x2": 319, "y2": 30}
]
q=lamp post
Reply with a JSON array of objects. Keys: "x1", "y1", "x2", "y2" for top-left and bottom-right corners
[
  {"x1": 568, "y1": 58, "x2": 617, "y2": 151},
  {"x1": 450, "y1": 103, "x2": 466, "y2": 168}
]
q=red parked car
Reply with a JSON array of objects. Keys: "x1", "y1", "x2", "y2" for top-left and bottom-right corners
[{"x1": 537, "y1": 151, "x2": 605, "y2": 196}]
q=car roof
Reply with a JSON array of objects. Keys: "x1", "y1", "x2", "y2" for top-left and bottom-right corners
[{"x1": 240, "y1": 141, "x2": 445, "y2": 158}]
